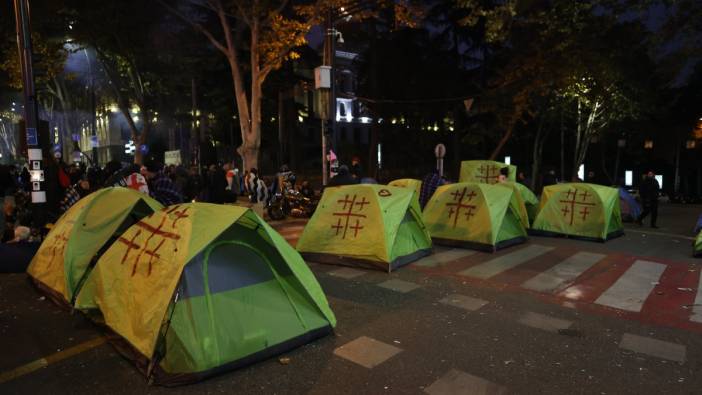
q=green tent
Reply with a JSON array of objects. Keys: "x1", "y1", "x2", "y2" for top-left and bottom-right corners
[
  {"x1": 27, "y1": 187, "x2": 163, "y2": 305},
  {"x1": 459, "y1": 160, "x2": 516, "y2": 184},
  {"x1": 422, "y1": 182, "x2": 528, "y2": 251},
  {"x1": 694, "y1": 231, "x2": 702, "y2": 258},
  {"x1": 75, "y1": 203, "x2": 335, "y2": 385},
  {"x1": 531, "y1": 183, "x2": 623, "y2": 241},
  {"x1": 296, "y1": 184, "x2": 432, "y2": 272},
  {"x1": 509, "y1": 182, "x2": 539, "y2": 222}
]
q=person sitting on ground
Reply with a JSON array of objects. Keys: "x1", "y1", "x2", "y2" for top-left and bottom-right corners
[
  {"x1": 299, "y1": 180, "x2": 315, "y2": 199},
  {"x1": 141, "y1": 159, "x2": 184, "y2": 206},
  {"x1": 1, "y1": 225, "x2": 40, "y2": 273},
  {"x1": 327, "y1": 165, "x2": 359, "y2": 187}
]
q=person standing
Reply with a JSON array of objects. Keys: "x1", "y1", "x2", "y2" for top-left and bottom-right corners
[
  {"x1": 419, "y1": 168, "x2": 448, "y2": 209},
  {"x1": 141, "y1": 160, "x2": 184, "y2": 206},
  {"x1": 637, "y1": 170, "x2": 660, "y2": 228}
]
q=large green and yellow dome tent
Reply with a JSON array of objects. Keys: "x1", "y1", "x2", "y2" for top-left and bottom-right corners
[
  {"x1": 75, "y1": 203, "x2": 335, "y2": 385},
  {"x1": 530, "y1": 183, "x2": 623, "y2": 241},
  {"x1": 296, "y1": 184, "x2": 432, "y2": 272},
  {"x1": 27, "y1": 187, "x2": 163, "y2": 305},
  {"x1": 422, "y1": 182, "x2": 528, "y2": 251}
]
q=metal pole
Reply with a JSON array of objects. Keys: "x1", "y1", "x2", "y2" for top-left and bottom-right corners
[
  {"x1": 13, "y1": 0, "x2": 46, "y2": 223},
  {"x1": 328, "y1": 9, "x2": 337, "y2": 152}
]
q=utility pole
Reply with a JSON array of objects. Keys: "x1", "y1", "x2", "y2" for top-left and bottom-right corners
[{"x1": 13, "y1": 0, "x2": 46, "y2": 226}]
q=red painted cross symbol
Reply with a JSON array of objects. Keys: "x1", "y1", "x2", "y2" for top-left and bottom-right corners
[
  {"x1": 118, "y1": 229, "x2": 142, "y2": 265},
  {"x1": 330, "y1": 194, "x2": 368, "y2": 239},
  {"x1": 477, "y1": 165, "x2": 500, "y2": 184},
  {"x1": 171, "y1": 206, "x2": 190, "y2": 228},
  {"x1": 579, "y1": 190, "x2": 591, "y2": 202},
  {"x1": 559, "y1": 188, "x2": 597, "y2": 225},
  {"x1": 124, "y1": 215, "x2": 182, "y2": 277},
  {"x1": 48, "y1": 232, "x2": 71, "y2": 268},
  {"x1": 445, "y1": 187, "x2": 478, "y2": 228},
  {"x1": 354, "y1": 197, "x2": 370, "y2": 211},
  {"x1": 349, "y1": 219, "x2": 364, "y2": 238}
]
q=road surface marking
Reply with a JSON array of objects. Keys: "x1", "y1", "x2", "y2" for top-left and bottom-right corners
[
  {"x1": 594, "y1": 260, "x2": 666, "y2": 312},
  {"x1": 690, "y1": 273, "x2": 702, "y2": 323},
  {"x1": 413, "y1": 249, "x2": 476, "y2": 267},
  {"x1": 425, "y1": 369, "x2": 508, "y2": 395},
  {"x1": 377, "y1": 279, "x2": 421, "y2": 293},
  {"x1": 439, "y1": 294, "x2": 489, "y2": 311},
  {"x1": 624, "y1": 228, "x2": 695, "y2": 241},
  {"x1": 0, "y1": 337, "x2": 106, "y2": 384},
  {"x1": 521, "y1": 252, "x2": 606, "y2": 293},
  {"x1": 458, "y1": 245, "x2": 554, "y2": 280},
  {"x1": 619, "y1": 333, "x2": 686, "y2": 362},
  {"x1": 328, "y1": 267, "x2": 366, "y2": 279},
  {"x1": 517, "y1": 311, "x2": 573, "y2": 333},
  {"x1": 333, "y1": 336, "x2": 402, "y2": 369}
]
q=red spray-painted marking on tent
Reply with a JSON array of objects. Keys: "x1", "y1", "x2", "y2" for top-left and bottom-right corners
[
  {"x1": 331, "y1": 194, "x2": 369, "y2": 239},
  {"x1": 118, "y1": 214, "x2": 181, "y2": 277},
  {"x1": 446, "y1": 187, "x2": 477, "y2": 228},
  {"x1": 476, "y1": 165, "x2": 500, "y2": 184},
  {"x1": 47, "y1": 231, "x2": 71, "y2": 268},
  {"x1": 559, "y1": 188, "x2": 597, "y2": 225}
]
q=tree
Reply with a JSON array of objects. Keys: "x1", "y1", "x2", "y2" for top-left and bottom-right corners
[
  {"x1": 64, "y1": 0, "x2": 173, "y2": 164},
  {"x1": 159, "y1": 0, "x2": 422, "y2": 170}
]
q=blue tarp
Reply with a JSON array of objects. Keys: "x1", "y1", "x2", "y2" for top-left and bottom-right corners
[{"x1": 695, "y1": 214, "x2": 702, "y2": 234}]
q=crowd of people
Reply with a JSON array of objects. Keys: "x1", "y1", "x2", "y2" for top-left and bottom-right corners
[{"x1": 0, "y1": 157, "x2": 321, "y2": 245}]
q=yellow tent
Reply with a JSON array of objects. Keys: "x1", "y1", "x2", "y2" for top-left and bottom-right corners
[
  {"x1": 27, "y1": 187, "x2": 162, "y2": 305},
  {"x1": 459, "y1": 160, "x2": 516, "y2": 184},
  {"x1": 296, "y1": 184, "x2": 432, "y2": 271}
]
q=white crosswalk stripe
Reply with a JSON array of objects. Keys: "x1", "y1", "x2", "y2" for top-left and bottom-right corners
[
  {"x1": 458, "y1": 244, "x2": 554, "y2": 280},
  {"x1": 690, "y1": 273, "x2": 702, "y2": 323},
  {"x1": 521, "y1": 251, "x2": 606, "y2": 293},
  {"x1": 413, "y1": 249, "x2": 476, "y2": 267},
  {"x1": 594, "y1": 260, "x2": 666, "y2": 312}
]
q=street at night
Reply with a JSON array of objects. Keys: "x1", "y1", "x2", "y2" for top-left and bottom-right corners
[{"x1": 2, "y1": 0, "x2": 702, "y2": 394}]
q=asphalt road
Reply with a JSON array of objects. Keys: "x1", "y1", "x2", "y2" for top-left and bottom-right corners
[{"x1": 1, "y1": 203, "x2": 701, "y2": 394}]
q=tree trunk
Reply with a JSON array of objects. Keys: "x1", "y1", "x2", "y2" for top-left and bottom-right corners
[
  {"x1": 489, "y1": 113, "x2": 518, "y2": 160},
  {"x1": 530, "y1": 116, "x2": 549, "y2": 191}
]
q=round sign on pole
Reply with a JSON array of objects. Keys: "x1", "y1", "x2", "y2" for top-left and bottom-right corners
[
  {"x1": 434, "y1": 143, "x2": 446, "y2": 159},
  {"x1": 434, "y1": 143, "x2": 446, "y2": 177}
]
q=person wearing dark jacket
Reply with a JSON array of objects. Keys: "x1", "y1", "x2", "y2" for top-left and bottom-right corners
[
  {"x1": 637, "y1": 170, "x2": 660, "y2": 228},
  {"x1": 326, "y1": 165, "x2": 359, "y2": 187}
]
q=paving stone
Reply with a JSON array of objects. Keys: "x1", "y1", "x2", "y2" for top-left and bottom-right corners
[
  {"x1": 517, "y1": 311, "x2": 573, "y2": 333},
  {"x1": 425, "y1": 369, "x2": 509, "y2": 395},
  {"x1": 333, "y1": 336, "x2": 402, "y2": 369},
  {"x1": 619, "y1": 333, "x2": 686, "y2": 363},
  {"x1": 377, "y1": 279, "x2": 421, "y2": 293},
  {"x1": 439, "y1": 294, "x2": 489, "y2": 312},
  {"x1": 327, "y1": 267, "x2": 366, "y2": 279}
]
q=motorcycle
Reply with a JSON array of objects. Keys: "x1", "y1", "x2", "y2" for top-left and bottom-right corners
[{"x1": 267, "y1": 188, "x2": 318, "y2": 220}]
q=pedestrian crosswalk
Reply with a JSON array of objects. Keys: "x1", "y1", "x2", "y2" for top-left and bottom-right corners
[
  {"x1": 521, "y1": 251, "x2": 605, "y2": 293},
  {"x1": 458, "y1": 244, "x2": 554, "y2": 280},
  {"x1": 271, "y1": 221, "x2": 702, "y2": 330},
  {"x1": 594, "y1": 260, "x2": 667, "y2": 312}
]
